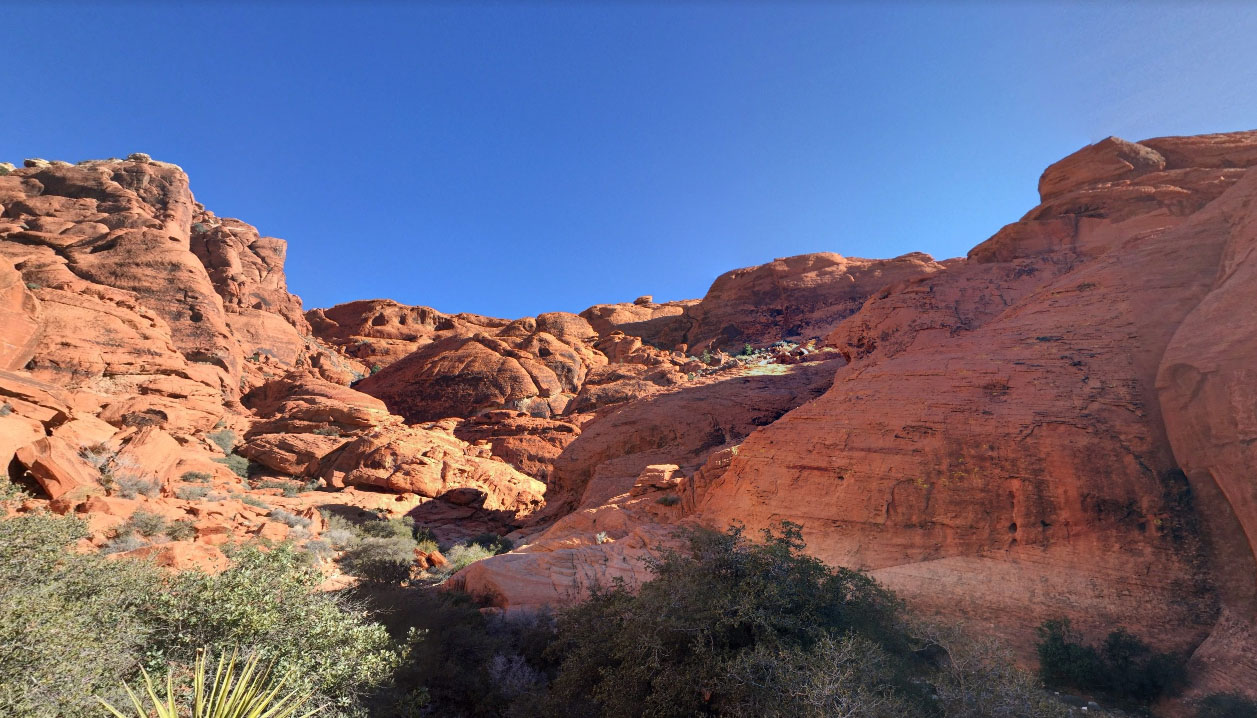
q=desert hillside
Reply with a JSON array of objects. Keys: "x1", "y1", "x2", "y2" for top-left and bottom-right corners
[{"x1": 3, "y1": 131, "x2": 1257, "y2": 713}]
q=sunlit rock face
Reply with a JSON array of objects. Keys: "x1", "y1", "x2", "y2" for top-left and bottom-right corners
[{"x1": 455, "y1": 130, "x2": 1257, "y2": 703}]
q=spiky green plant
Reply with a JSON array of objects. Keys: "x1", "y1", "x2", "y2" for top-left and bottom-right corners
[{"x1": 98, "y1": 648, "x2": 321, "y2": 718}]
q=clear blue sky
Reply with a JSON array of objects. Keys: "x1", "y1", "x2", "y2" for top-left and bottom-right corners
[{"x1": 3, "y1": 2, "x2": 1255, "y2": 318}]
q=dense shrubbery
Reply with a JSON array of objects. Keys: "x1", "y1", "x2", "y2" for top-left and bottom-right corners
[
  {"x1": 0, "y1": 512, "x2": 402, "y2": 716},
  {"x1": 1196, "y1": 693, "x2": 1257, "y2": 718},
  {"x1": 0, "y1": 504, "x2": 1109, "y2": 718},
  {"x1": 1036, "y1": 618, "x2": 1187, "y2": 709},
  {"x1": 368, "y1": 522, "x2": 1071, "y2": 718}
]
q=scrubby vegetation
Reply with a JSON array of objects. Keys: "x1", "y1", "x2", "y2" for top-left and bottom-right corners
[
  {"x1": 1036, "y1": 618, "x2": 1187, "y2": 709},
  {"x1": 0, "y1": 512, "x2": 401, "y2": 716},
  {"x1": 1196, "y1": 693, "x2": 1257, "y2": 718},
  {"x1": 1, "y1": 503, "x2": 1178, "y2": 718},
  {"x1": 214, "y1": 453, "x2": 253, "y2": 479},
  {"x1": 367, "y1": 523, "x2": 1074, "y2": 717},
  {"x1": 174, "y1": 484, "x2": 209, "y2": 501}
]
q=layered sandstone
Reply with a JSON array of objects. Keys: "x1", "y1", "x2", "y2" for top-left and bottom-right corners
[{"x1": 454, "y1": 130, "x2": 1257, "y2": 705}]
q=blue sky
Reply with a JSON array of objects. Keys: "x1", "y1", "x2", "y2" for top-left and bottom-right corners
[{"x1": 3, "y1": 2, "x2": 1255, "y2": 318}]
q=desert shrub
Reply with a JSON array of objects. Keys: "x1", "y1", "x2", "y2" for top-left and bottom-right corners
[
  {"x1": 467, "y1": 532, "x2": 514, "y2": 555},
  {"x1": 180, "y1": 471, "x2": 212, "y2": 483},
  {"x1": 0, "y1": 402, "x2": 12, "y2": 416},
  {"x1": 270, "y1": 508, "x2": 311, "y2": 528},
  {"x1": 1036, "y1": 618, "x2": 1186, "y2": 708},
  {"x1": 359, "y1": 515, "x2": 420, "y2": 541},
  {"x1": 340, "y1": 537, "x2": 415, "y2": 584},
  {"x1": 1197, "y1": 693, "x2": 1257, "y2": 718},
  {"x1": 165, "y1": 519, "x2": 198, "y2": 541},
  {"x1": 655, "y1": 494, "x2": 681, "y2": 506},
  {"x1": 206, "y1": 428, "x2": 237, "y2": 454},
  {"x1": 313, "y1": 426, "x2": 342, "y2": 437},
  {"x1": 241, "y1": 495, "x2": 270, "y2": 510},
  {"x1": 325, "y1": 528, "x2": 358, "y2": 550},
  {"x1": 369, "y1": 592, "x2": 554, "y2": 717},
  {"x1": 304, "y1": 538, "x2": 335, "y2": 560},
  {"x1": 119, "y1": 509, "x2": 166, "y2": 537},
  {"x1": 539, "y1": 522, "x2": 910, "y2": 717},
  {"x1": 256, "y1": 478, "x2": 305, "y2": 497},
  {"x1": 146, "y1": 544, "x2": 403, "y2": 713},
  {"x1": 440, "y1": 543, "x2": 497, "y2": 575},
  {"x1": 913, "y1": 621, "x2": 1070, "y2": 718},
  {"x1": 0, "y1": 473, "x2": 28, "y2": 502},
  {"x1": 102, "y1": 532, "x2": 148, "y2": 555},
  {"x1": 174, "y1": 485, "x2": 209, "y2": 501},
  {"x1": 214, "y1": 453, "x2": 252, "y2": 478},
  {"x1": 0, "y1": 513, "x2": 160, "y2": 715},
  {"x1": 115, "y1": 475, "x2": 162, "y2": 499}
]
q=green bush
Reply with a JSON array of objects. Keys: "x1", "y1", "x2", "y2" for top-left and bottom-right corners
[
  {"x1": 467, "y1": 532, "x2": 514, "y2": 555},
  {"x1": 1036, "y1": 618, "x2": 1186, "y2": 708},
  {"x1": 539, "y1": 522, "x2": 910, "y2": 716},
  {"x1": 1197, "y1": 693, "x2": 1257, "y2": 718},
  {"x1": 165, "y1": 519, "x2": 198, "y2": 542},
  {"x1": 180, "y1": 471, "x2": 212, "y2": 483},
  {"x1": 439, "y1": 543, "x2": 497, "y2": 576},
  {"x1": 214, "y1": 453, "x2": 252, "y2": 479},
  {"x1": 0, "y1": 512, "x2": 403, "y2": 716},
  {"x1": 118, "y1": 509, "x2": 167, "y2": 538},
  {"x1": 340, "y1": 537, "x2": 415, "y2": 584},
  {"x1": 0, "y1": 514, "x2": 159, "y2": 715},
  {"x1": 256, "y1": 478, "x2": 305, "y2": 497},
  {"x1": 206, "y1": 429, "x2": 237, "y2": 454},
  {"x1": 655, "y1": 494, "x2": 681, "y2": 506},
  {"x1": 241, "y1": 495, "x2": 271, "y2": 510},
  {"x1": 174, "y1": 485, "x2": 209, "y2": 501},
  {"x1": 115, "y1": 475, "x2": 162, "y2": 499}
]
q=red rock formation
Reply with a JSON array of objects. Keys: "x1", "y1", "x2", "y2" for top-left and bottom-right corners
[{"x1": 453, "y1": 131, "x2": 1257, "y2": 706}]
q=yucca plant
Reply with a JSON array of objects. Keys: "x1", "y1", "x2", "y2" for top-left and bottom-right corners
[{"x1": 99, "y1": 648, "x2": 322, "y2": 718}]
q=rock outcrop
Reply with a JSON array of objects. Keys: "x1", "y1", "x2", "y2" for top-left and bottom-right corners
[
  {"x1": 453, "y1": 130, "x2": 1257, "y2": 705},
  {"x1": 9, "y1": 132, "x2": 1257, "y2": 706}
]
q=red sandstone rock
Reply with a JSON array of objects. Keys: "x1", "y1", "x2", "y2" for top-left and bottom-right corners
[
  {"x1": 14, "y1": 436, "x2": 97, "y2": 500},
  {"x1": 0, "y1": 260, "x2": 40, "y2": 371}
]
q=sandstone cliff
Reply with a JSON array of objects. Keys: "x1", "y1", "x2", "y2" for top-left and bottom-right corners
[{"x1": 451, "y1": 131, "x2": 1257, "y2": 704}]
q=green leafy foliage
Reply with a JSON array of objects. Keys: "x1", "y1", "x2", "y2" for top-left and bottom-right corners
[
  {"x1": 207, "y1": 429, "x2": 238, "y2": 454},
  {"x1": 467, "y1": 532, "x2": 514, "y2": 555},
  {"x1": 0, "y1": 512, "x2": 402, "y2": 716},
  {"x1": 1197, "y1": 693, "x2": 1257, "y2": 718},
  {"x1": 1036, "y1": 618, "x2": 1186, "y2": 708},
  {"x1": 540, "y1": 522, "x2": 911, "y2": 716},
  {"x1": 215, "y1": 454, "x2": 253, "y2": 479}
]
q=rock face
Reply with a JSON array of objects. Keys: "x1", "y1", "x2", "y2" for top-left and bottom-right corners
[
  {"x1": 580, "y1": 252, "x2": 946, "y2": 353},
  {"x1": 9, "y1": 133, "x2": 1257, "y2": 705},
  {"x1": 452, "y1": 130, "x2": 1257, "y2": 704},
  {"x1": 0, "y1": 158, "x2": 549, "y2": 561}
]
